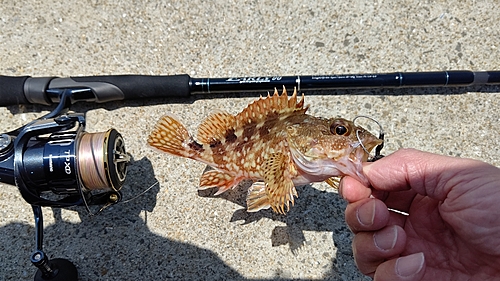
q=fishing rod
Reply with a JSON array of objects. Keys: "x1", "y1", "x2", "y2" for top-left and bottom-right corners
[{"x1": 1, "y1": 70, "x2": 499, "y2": 106}]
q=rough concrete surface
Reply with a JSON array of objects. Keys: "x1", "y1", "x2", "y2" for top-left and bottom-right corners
[{"x1": 1, "y1": 0, "x2": 499, "y2": 280}]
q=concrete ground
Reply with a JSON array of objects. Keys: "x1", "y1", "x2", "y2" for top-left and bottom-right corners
[{"x1": 1, "y1": 0, "x2": 499, "y2": 280}]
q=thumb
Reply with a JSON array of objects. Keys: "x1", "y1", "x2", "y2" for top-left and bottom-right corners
[
  {"x1": 363, "y1": 148, "x2": 497, "y2": 201},
  {"x1": 374, "y1": 252, "x2": 426, "y2": 281}
]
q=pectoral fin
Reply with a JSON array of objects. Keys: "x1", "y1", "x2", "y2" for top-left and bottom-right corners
[{"x1": 262, "y1": 153, "x2": 297, "y2": 214}]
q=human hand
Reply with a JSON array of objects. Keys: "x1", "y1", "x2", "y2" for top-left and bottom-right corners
[{"x1": 341, "y1": 148, "x2": 500, "y2": 280}]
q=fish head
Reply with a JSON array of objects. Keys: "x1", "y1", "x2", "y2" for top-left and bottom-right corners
[{"x1": 286, "y1": 117, "x2": 383, "y2": 185}]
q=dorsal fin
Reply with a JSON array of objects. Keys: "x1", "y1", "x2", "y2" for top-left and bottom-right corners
[
  {"x1": 235, "y1": 86, "x2": 307, "y2": 128},
  {"x1": 197, "y1": 110, "x2": 236, "y2": 144}
]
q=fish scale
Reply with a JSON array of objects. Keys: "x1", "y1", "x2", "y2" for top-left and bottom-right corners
[{"x1": 148, "y1": 87, "x2": 382, "y2": 214}]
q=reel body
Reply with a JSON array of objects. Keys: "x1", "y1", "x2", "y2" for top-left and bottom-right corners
[{"x1": 0, "y1": 88, "x2": 129, "y2": 280}]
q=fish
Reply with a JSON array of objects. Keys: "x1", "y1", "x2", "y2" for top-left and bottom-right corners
[{"x1": 147, "y1": 87, "x2": 383, "y2": 214}]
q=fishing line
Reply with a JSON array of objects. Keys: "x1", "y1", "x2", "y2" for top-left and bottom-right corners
[
  {"x1": 78, "y1": 132, "x2": 109, "y2": 190},
  {"x1": 77, "y1": 128, "x2": 157, "y2": 208},
  {"x1": 120, "y1": 181, "x2": 159, "y2": 204},
  {"x1": 77, "y1": 130, "x2": 128, "y2": 216}
]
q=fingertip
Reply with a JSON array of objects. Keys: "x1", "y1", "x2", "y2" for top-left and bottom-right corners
[
  {"x1": 396, "y1": 252, "x2": 425, "y2": 278},
  {"x1": 352, "y1": 225, "x2": 407, "y2": 276},
  {"x1": 374, "y1": 252, "x2": 426, "y2": 281},
  {"x1": 345, "y1": 198, "x2": 390, "y2": 233},
  {"x1": 356, "y1": 199, "x2": 376, "y2": 226},
  {"x1": 339, "y1": 176, "x2": 372, "y2": 202}
]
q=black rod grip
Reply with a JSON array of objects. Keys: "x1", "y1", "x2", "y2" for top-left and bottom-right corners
[
  {"x1": 60, "y1": 74, "x2": 191, "y2": 102},
  {"x1": 0, "y1": 76, "x2": 30, "y2": 105},
  {"x1": 1, "y1": 74, "x2": 192, "y2": 106}
]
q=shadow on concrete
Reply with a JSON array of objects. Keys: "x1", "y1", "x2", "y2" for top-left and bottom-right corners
[
  {"x1": 0, "y1": 157, "x2": 243, "y2": 280},
  {"x1": 198, "y1": 180, "x2": 363, "y2": 280},
  {"x1": 0, "y1": 155, "x2": 369, "y2": 280}
]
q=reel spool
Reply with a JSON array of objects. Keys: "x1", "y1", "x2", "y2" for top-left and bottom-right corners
[{"x1": 78, "y1": 129, "x2": 128, "y2": 192}]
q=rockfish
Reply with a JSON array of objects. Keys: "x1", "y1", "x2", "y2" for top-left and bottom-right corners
[{"x1": 148, "y1": 87, "x2": 382, "y2": 214}]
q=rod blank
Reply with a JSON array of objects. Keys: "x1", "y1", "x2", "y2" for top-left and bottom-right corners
[{"x1": 190, "y1": 71, "x2": 500, "y2": 93}]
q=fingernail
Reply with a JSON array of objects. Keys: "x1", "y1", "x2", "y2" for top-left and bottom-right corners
[
  {"x1": 396, "y1": 252, "x2": 425, "y2": 277},
  {"x1": 356, "y1": 199, "x2": 376, "y2": 226},
  {"x1": 373, "y1": 225, "x2": 397, "y2": 250},
  {"x1": 338, "y1": 180, "x2": 344, "y2": 197}
]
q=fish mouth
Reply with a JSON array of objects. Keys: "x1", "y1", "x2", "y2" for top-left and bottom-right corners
[
  {"x1": 353, "y1": 129, "x2": 384, "y2": 162},
  {"x1": 288, "y1": 131, "x2": 383, "y2": 185},
  {"x1": 351, "y1": 115, "x2": 385, "y2": 161}
]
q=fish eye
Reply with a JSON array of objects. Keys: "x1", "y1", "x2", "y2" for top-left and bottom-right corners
[
  {"x1": 330, "y1": 121, "x2": 350, "y2": 136},
  {"x1": 335, "y1": 125, "x2": 348, "y2": 135}
]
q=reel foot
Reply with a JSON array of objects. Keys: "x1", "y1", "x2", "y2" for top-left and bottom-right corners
[{"x1": 33, "y1": 258, "x2": 78, "y2": 281}]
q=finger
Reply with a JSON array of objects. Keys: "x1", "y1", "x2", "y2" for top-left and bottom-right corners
[
  {"x1": 374, "y1": 252, "x2": 426, "y2": 281},
  {"x1": 379, "y1": 189, "x2": 418, "y2": 214},
  {"x1": 345, "y1": 198, "x2": 390, "y2": 233},
  {"x1": 386, "y1": 210, "x2": 408, "y2": 229},
  {"x1": 342, "y1": 174, "x2": 418, "y2": 214},
  {"x1": 339, "y1": 176, "x2": 372, "y2": 203},
  {"x1": 363, "y1": 148, "x2": 498, "y2": 201},
  {"x1": 352, "y1": 225, "x2": 407, "y2": 276}
]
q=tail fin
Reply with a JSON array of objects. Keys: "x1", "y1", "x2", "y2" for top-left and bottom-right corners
[{"x1": 148, "y1": 115, "x2": 193, "y2": 158}]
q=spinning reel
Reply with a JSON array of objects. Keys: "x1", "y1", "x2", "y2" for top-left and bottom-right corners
[{"x1": 0, "y1": 88, "x2": 129, "y2": 280}]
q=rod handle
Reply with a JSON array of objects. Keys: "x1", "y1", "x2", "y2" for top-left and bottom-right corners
[
  {"x1": 66, "y1": 74, "x2": 191, "y2": 102},
  {"x1": 0, "y1": 76, "x2": 30, "y2": 105},
  {"x1": 0, "y1": 74, "x2": 191, "y2": 105}
]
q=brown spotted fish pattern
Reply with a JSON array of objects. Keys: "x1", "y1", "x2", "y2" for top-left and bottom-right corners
[{"x1": 148, "y1": 87, "x2": 382, "y2": 214}]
